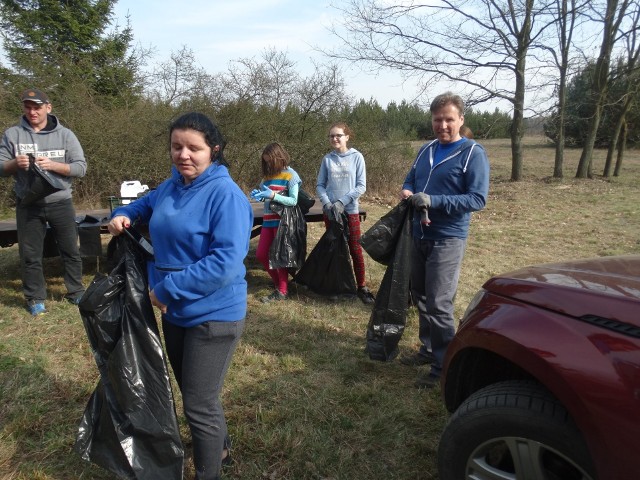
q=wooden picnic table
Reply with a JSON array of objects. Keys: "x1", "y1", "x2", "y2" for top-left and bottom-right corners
[{"x1": 0, "y1": 201, "x2": 366, "y2": 254}]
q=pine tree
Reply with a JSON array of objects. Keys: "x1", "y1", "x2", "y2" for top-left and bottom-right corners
[{"x1": 0, "y1": 0, "x2": 140, "y2": 100}]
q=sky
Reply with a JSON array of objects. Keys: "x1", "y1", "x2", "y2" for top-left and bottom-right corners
[{"x1": 112, "y1": 0, "x2": 433, "y2": 108}]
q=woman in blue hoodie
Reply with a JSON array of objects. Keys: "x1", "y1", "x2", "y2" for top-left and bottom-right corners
[{"x1": 108, "y1": 112, "x2": 253, "y2": 480}]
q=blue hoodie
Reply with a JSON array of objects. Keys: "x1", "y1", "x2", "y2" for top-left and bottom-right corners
[
  {"x1": 402, "y1": 138, "x2": 489, "y2": 240},
  {"x1": 112, "y1": 163, "x2": 253, "y2": 327},
  {"x1": 316, "y1": 148, "x2": 366, "y2": 214}
]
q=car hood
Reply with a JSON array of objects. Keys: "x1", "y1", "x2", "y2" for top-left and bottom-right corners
[{"x1": 484, "y1": 255, "x2": 640, "y2": 328}]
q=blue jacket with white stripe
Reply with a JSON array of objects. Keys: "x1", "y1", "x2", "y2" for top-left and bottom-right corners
[{"x1": 402, "y1": 138, "x2": 489, "y2": 240}]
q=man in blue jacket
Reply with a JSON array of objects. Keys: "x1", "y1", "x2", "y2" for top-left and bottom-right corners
[{"x1": 400, "y1": 92, "x2": 489, "y2": 388}]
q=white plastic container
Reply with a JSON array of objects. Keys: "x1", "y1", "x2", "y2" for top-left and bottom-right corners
[{"x1": 120, "y1": 181, "x2": 149, "y2": 204}]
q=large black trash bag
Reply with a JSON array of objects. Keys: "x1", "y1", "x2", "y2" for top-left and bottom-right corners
[
  {"x1": 268, "y1": 203, "x2": 307, "y2": 271},
  {"x1": 21, "y1": 153, "x2": 67, "y2": 205},
  {"x1": 360, "y1": 200, "x2": 413, "y2": 361},
  {"x1": 360, "y1": 199, "x2": 410, "y2": 266},
  {"x1": 75, "y1": 234, "x2": 184, "y2": 479},
  {"x1": 293, "y1": 212, "x2": 357, "y2": 296}
]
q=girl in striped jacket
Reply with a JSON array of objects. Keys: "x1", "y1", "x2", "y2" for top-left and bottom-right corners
[{"x1": 251, "y1": 142, "x2": 301, "y2": 303}]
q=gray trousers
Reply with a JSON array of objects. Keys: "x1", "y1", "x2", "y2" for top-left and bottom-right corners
[
  {"x1": 162, "y1": 318, "x2": 244, "y2": 480},
  {"x1": 16, "y1": 198, "x2": 84, "y2": 302},
  {"x1": 410, "y1": 237, "x2": 466, "y2": 377}
]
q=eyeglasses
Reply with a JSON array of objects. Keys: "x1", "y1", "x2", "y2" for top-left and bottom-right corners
[{"x1": 328, "y1": 134, "x2": 346, "y2": 139}]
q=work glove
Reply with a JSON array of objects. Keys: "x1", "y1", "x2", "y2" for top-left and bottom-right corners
[
  {"x1": 410, "y1": 193, "x2": 431, "y2": 225},
  {"x1": 331, "y1": 201, "x2": 345, "y2": 218},
  {"x1": 323, "y1": 203, "x2": 332, "y2": 215},
  {"x1": 410, "y1": 192, "x2": 431, "y2": 210},
  {"x1": 251, "y1": 185, "x2": 275, "y2": 201}
]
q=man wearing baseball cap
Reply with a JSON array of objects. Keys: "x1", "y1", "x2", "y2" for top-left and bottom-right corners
[{"x1": 0, "y1": 88, "x2": 87, "y2": 316}]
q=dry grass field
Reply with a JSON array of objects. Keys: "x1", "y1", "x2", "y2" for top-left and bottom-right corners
[{"x1": 0, "y1": 136, "x2": 639, "y2": 479}]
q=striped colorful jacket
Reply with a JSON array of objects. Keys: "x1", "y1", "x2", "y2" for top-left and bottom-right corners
[{"x1": 260, "y1": 167, "x2": 301, "y2": 228}]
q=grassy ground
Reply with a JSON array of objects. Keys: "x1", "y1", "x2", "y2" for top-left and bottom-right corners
[{"x1": 1, "y1": 137, "x2": 639, "y2": 479}]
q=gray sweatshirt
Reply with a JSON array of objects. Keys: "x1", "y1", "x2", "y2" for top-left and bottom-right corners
[
  {"x1": 0, "y1": 114, "x2": 86, "y2": 203},
  {"x1": 316, "y1": 148, "x2": 366, "y2": 214}
]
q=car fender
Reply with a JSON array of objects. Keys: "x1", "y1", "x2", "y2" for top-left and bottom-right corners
[{"x1": 443, "y1": 292, "x2": 640, "y2": 478}]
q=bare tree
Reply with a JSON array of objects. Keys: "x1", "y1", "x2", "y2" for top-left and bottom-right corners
[
  {"x1": 217, "y1": 50, "x2": 349, "y2": 185},
  {"x1": 575, "y1": 0, "x2": 634, "y2": 178},
  {"x1": 325, "y1": 0, "x2": 556, "y2": 180},
  {"x1": 147, "y1": 46, "x2": 211, "y2": 106},
  {"x1": 603, "y1": 5, "x2": 640, "y2": 177},
  {"x1": 540, "y1": 0, "x2": 586, "y2": 178},
  {"x1": 293, "y1": 62, "x2": 350, "y2": 143},
  {"x1": 222, "y1": 48, "x2": 299, "y2": 110}
]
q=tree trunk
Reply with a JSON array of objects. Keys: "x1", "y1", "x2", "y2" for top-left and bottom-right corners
[
  {"x1": 553, "y1": 0, "x2": 575, "y2": 179},
  {"x1": 576, "y1": 0, "x2": 621, "y2": 178},
  {"x1": 614, "y1": 121, "x2": 627, "y2": 176},
  {"x1": 510, "y1": 109, "x2": 524, "y2": 181},
  {"x1": 603, "y1": 98, "x2": 633, "y2": 176},
  {"x1": 553, "y1": 84, "x2": 567, "y2": 178},
  {"x1": 576, "y1": 92, "x2": 604, "y2": 178},
  {"x1": 510, "y1": 4, "x2": 531, "y2": 182}
]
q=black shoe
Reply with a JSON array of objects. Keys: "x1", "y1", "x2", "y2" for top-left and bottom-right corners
[
  {"x1": 414, "y1": 372, "x2": 440, "y2": 389},
  {"x1": 221, "y1": 435, "x2": 233, "y2": 468},
  {"x1": 357, "y1": 286, "x2": 375, "y2": 305},
  {"x1": 65, "y1": 293, "x2": 84, "y2": 305},
  {"x1": 260, "y1": 290, "x2": 287, "y2": 303},
  {"x1": 398, "y1": 351, "x2": 435, "y2": 366}
]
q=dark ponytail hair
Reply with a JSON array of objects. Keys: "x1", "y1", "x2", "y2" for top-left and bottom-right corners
[{"x1": 169, "y1": 112, "x2": 228, "y2": 167}]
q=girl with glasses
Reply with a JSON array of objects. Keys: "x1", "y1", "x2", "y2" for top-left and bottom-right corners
[{"x1": 316, "y1": 122, "x2": 375, "y2": 304}]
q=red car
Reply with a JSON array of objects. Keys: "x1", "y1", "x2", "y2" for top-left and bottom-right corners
[{"x1": 438, "y1": 255, "x2": 640, "y2": 480}]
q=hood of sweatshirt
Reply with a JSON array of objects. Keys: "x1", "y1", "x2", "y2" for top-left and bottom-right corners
[{"x1": 169, "y1": 160, "x2": 229, "y2": 190}]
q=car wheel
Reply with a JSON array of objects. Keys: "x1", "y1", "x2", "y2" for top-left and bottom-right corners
[{"x1": 438, "y1": 380, "x2": 596, "y2": 480}]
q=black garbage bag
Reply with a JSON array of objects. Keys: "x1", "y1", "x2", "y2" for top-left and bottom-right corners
[
  {"x1": 269, "y1": 203, "x2": 307, "y2": 271},
  {"x1": 74, "y1": 234, "x2": 184, "y2": 479},
  {"x1": 360, "y1": 200, "x2": 413, "y2": 361},
  {"x1": 297, "y1": 188, "x2": 316, "y2": 215},
  {"x1": 360, "y1": 199, "x2": 410, "y2": 266},
  {"x1": 293, "y1": 212, "x2": 356, "y2": 296},
  {"x1": 21, "y1": 153, "x2": 67, "y2": 205}
]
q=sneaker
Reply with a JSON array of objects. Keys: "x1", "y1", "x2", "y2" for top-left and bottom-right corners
[
  {"x1": 27, "y1": 301, "x2": 47, "y2": 316},
  {"x1": 399, "y1": 351, "x2": 435, "y2": 366},
  {"x1": 357, "y1": 286, "x2": 375, "y2": 305},
  {"x1": 260, "y1": 290, "x2": 287, "y2": 303},
  {"x1": 414, "y1": 372, "x2": 440, "y2": 389}
]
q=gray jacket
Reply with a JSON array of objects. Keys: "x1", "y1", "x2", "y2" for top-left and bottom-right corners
[{"x1": 0, "y1": 114, "x2": 86, "y2": 203}]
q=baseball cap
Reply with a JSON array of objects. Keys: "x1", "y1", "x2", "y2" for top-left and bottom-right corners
[{"x1": 21, "y1": 88, "x2": 50, "y2": 104}]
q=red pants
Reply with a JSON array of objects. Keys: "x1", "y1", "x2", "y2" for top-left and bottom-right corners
[{"x1": 256, "y1": 226, "x2": 289, "y2": 294}]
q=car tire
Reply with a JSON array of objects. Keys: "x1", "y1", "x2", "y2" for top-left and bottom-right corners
[{"x1": 438, "y1": 380, "x2": 596, "y2": 480}]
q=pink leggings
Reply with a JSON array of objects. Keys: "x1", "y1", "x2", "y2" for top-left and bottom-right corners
[{"x1": 256, "y1": 226, "x2": 289, "y2": 294}]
